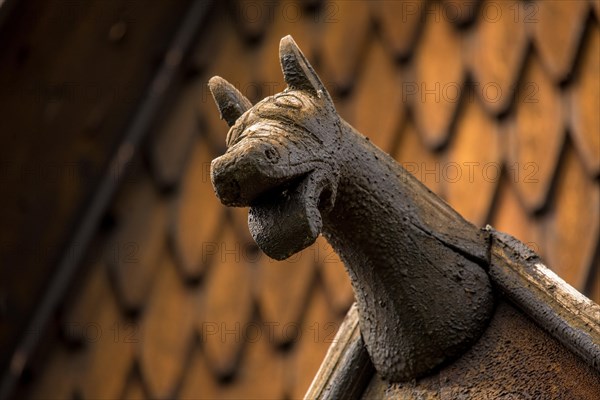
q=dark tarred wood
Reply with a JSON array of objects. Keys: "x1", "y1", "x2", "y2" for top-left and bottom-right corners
[
  {"x1": 307, "y1": 230, "x2": 600, "y2": 399},
  {"x1": 209, "y1": 35, "x2": 494, "y2": 382}
]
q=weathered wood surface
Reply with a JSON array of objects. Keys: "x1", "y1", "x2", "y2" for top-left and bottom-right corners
[
  {"x1": 488, "y1": 228, "x2": 600, "y2": 371},
  {"x1": 209, "y1": 35, "x2": 494, "y2": 382},
  {"x1": 307, "y1": 229, "x2": 600, "y2": 398},
  {"x1": 304, "y1": 304, "x2": 374, "y2": 400},
  {"x1": 361, "y1": 300, "x2": 600, "y2": 399}
]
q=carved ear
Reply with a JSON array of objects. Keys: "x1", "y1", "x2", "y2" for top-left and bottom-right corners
[
  {"x1": 208, "y1": 76, "x2": 252, "y2": 127},
  {"x1": 280, "y1": 35, "x2": 329, "y2": 99}
]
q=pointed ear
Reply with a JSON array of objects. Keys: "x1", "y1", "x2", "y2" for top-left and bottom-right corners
[
  {"x1": 208, "y1": 76, "x2": 252, "y2": 127},
  {"x1": 279, "y1": 35, "x2": 330, "y2": 99}
]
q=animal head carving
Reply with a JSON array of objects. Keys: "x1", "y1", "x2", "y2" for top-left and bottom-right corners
[{"x1": 210, "y1": 36, "x2": 341, "y2": 260}]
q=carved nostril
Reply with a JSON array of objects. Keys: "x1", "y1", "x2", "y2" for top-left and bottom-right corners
[{"x1": 264, "y1": 146, "x2": 280, "y2": 163}]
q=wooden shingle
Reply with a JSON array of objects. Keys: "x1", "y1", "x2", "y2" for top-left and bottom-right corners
[
  {"x1": 201, "y1": 223, "x2": 254, "y2": 379},
  {"x1": 543, "y1": 143, "x2": 600, "y2": 291},
  {"x1": 285, "y1": 282, "x2": 342, "y2": 400},
  {"x1": 149, "y1": 80, "x2": 203, "y2": 190},
  {"x1": 106, "y1": 170, "x2": 167, "y2": 313},
  {"x1": 568, "y1": 18, "x2": 600, "y2": 176},
  {"x1": 507, "y1": 54, "x2": 566, "y2": 212},
  {"x1": 443, "y1": 0, "x2": 480, "y2": 26},
  {"x1": 138, "y1": 250, "x2": 195, "y2": 399},
  {"x1": 320, "y1": 0, "x2": 371, "y2": 94},
  {"x1": 466, "y1": 0, "x2": 528, "y2": 115},
  {"x1": 490, "y1": 175, "x2": 543, "y2": 258},
  {"x1": 370, "y1": 0, "x2": 425, "y2": 60},
  {"x1": 256, "y1": 243, "x2": 317, "y2": 346},
  {"x1": 317, "y1": 236, "x2": 355, "y2": 315},
  {"x1": 352, "y1": 35, "x2": 405, "y2": 153},
  {"x1": 256, "y1": 0, "x2": 320, "y2": 97},
  {"x1": 411, "y1": 1, "x2": 465, "y2": 149},
  {"x1": 445, "y1": 95, "x2": 501, "y2": 226},
  {"x1": 27, "y1": 345, "x2": 80, "y2": 400},
  {"x1": 394, "y1": 118, "x2": 444, "y2": 196},
  {"x1": 171, "y1": 137, "x2": 225, "y2": 280},
  {"x1": 528, "y1": 0, "x2": 590, "y2": 81}
]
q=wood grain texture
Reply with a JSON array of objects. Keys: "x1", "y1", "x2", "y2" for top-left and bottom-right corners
[
  {"x1": 314, "y1": 251, "x2": 600, "y2": 399},
  {"x1": 305, "y1": 304, "x2": 374, "y2": 400},
  {"x1": 489, "y1": 229, "x2": 600, "y2": 372}
]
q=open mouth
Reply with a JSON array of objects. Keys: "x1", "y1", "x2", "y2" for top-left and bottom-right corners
[
  {"x1": 248, "y1": 170, "x2": 327, "y2": 260},
  {"x1": 211, "y1": 147, "x2": 337, "y2": 261}
]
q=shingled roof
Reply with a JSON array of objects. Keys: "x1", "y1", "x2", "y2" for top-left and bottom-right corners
[{"x1": 11, "y1": 0, "x2": 600, "y2": 399}]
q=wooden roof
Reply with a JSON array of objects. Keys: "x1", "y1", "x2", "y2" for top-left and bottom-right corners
[
  {"x1": 306, "y1": 230, "x2": 600, "y2": 399},
  {"x1": 10, "y1": 0, "x2": 600, "y2": 399},
  {"x1": 362, "y1": 300, "x2": 600, "y2": 399}
]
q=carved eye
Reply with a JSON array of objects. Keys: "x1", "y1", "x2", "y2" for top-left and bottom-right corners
[
  {"x1": 264, "y1": 146, "x2": 280, "y2": 162},
  {"x1": 274, "y1": 94, "x2": 303, "y2": 109}
]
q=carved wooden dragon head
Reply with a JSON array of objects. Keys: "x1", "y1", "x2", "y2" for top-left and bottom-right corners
[
  {"x1": 208, "y1": 35, "x2": 496, "y2": 383},
  {"x1": 210, "y1": 36, "x2": 341, "y2": 260}
]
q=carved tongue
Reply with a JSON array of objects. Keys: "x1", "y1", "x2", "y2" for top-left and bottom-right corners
[{"x1": 248, "y1": 174, "x2": 322, "y2": 260}]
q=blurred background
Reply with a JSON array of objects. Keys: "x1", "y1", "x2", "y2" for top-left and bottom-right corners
[{"x1": 0, "y1": 0, "x2": 598, "y2": 399}]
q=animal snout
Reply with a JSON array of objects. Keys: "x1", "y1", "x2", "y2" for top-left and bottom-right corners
[
  {"x1": 211, "y1": 156, "x2": 243, "y2": 206},
  {"x1": 210, "y1": 141, "x2": 284, "y2": 206}
]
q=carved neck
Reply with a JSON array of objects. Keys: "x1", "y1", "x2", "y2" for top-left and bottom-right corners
[
  {"x1": 320, "y1": 119, "x2": 494, "y2": 381},
  {"x1": 324, "y1": 120, "x2": 417, "y2": 263}
]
